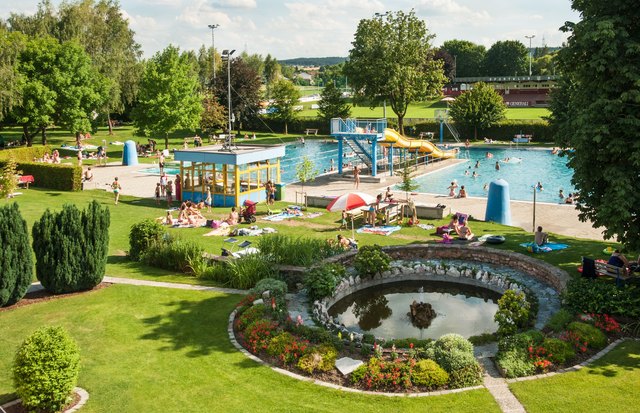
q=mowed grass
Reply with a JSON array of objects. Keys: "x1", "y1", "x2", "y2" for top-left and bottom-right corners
[
  {"x1": 509, "y1": 340, "x2": 640, "y2": 413},
  {"x1": 4, "y1": 188, "x2": 620, "y2": 286},
  {"x1": 0, "y1": 284, "x2": 501, "y2": 413}
]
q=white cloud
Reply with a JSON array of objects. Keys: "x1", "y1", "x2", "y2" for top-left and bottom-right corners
[
  {"x1": 417, "y1": 0, "x2": 491, "y2": 23},
  {"x1": 212, "y1": 0, "x2": 257, "y2": 9}
]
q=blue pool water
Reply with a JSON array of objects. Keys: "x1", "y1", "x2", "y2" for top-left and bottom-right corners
[{"x1": 412, "y1": 148, "x2": 575, "y2": 203}]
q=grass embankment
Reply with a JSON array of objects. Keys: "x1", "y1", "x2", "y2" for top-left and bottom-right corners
[
  {"x1": 509, "y1": 340, "x2": 640, "y2": 413},
  {"x1": 0, "y1": 284, "x2": 500, "y2": 412},
  {"x1": 7, "y1": 188, "x2": 620, "y2": 287}
]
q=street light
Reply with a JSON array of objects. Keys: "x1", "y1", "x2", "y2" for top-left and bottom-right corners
[
  {"x1": 525, "y1": 34, "x2": 535, "y2": 76},
  {"x1": 208, "y1": 24, "x2": 219, "y2": 87},
  {"x1": 221, "y1": 49, "x2": 235, "y2": 136}
]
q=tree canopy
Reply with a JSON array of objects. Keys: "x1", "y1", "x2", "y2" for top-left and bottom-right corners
[
  {"x1": 549, "y1": 0, "x2": 640, "y2": 250},
  {"x1": 214, "y1": 57, "x2": 262, "y2": 135},
  {"x1": 344, "y1": 10, "x2": 445, "y2": 134},
  {"x1": 441, "y1": 40, "x2": 486, "y2": 78},
  {"x1": 318, "y1": 82, "x2": 350, "y2": 121},
  {"x1": 483, "y1": 40, "x2": 528, "y2": 76},
  {"x1": 132, "y1": 45, "x2": 202, "y2": 148},
  {"x1": 269, "y1": 79, "x2": 301, "y2": 134},
  {"x1": 448, "y1": 82, "x2": 506, "y2": 140}
]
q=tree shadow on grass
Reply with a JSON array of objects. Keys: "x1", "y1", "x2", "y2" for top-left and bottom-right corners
[
  {"x1": 140, "y1": 295, "x2": 242, "y2": 358},
  {"x1": 586, "y1": 341, "x2": 640, "y2": 378}
]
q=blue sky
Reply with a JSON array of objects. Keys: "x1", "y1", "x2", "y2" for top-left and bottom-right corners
[{"x1": 2, "y1": 0, "x2": 580, "y2": 59}]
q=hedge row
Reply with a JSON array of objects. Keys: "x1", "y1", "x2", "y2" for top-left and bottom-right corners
[
  {"x1": 0, "y1": 145, "x2": 51, "y2": 162},
  {"x1": 252, "y1": 117, "x2": 552, "y2": 142},
  {"x1": 0, "y1": 161, "x2": 82, "y2": 191}
]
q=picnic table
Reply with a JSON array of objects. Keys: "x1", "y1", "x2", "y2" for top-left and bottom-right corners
[
  {"x1": 346, "y1": 202, "x2": 403, "y2": 226},
  {"x1": 305, "y1": 129, "x2": 319, "y2": 136},
  {"x1": 18, "y1": 175, "x2": 34, "y2": 189}
]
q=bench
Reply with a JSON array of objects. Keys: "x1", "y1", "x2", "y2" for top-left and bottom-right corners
[
  {"x1": 305, "y1": 129, "x2": 319, "y2": 136},
  {"x1": 418, "y1": 132, "x2": 434, "y2": 140},
  {"x1": 18, "y1": 175, "x2": 34, "y2": 189},
  {"x1": 594, "y1": 261, "x2": 631, "y2": 280}
]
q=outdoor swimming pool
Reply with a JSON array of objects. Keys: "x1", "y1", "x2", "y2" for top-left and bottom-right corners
[
  {"x1": 138, "y1": 140, "x2": 342, "y2": 184},
  {"x1": 411, "y1": 147, "x2": 575, "y2": 203}
]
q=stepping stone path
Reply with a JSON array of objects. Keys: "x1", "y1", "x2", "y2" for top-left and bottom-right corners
[{"x1": 479, "y1": 357, "x2": 526, "y2": 413}]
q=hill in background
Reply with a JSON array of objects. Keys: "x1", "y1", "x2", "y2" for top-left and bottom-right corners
[{"x1": 279, "y1": 56, "x2": 347, "y2": 67}]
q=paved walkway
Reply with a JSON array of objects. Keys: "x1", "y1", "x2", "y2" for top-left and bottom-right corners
[{"x1": 479, "y1": 357, "x2": 526, "y2": 413}]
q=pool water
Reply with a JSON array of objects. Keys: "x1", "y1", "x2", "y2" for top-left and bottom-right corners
[{"x1": 412, "y1": 148, "x2": 575, "y2": 203}]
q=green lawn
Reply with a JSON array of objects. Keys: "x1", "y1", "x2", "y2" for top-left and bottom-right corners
[
  {"x1": 0, "y1": 284, "x2": 501, "y2": 412},
  {"x1": 5, "y1": 188, "x2": 621, "y2": 286},
  {"x1": 509, "y1": 340, "x2": 640, "y2": 413}
]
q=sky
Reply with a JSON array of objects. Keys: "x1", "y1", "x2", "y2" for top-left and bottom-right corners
[{"x1": 1, "y1": 0, "x2": 580, "y2": 60}]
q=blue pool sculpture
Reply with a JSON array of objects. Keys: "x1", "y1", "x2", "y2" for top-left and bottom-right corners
[
  {"x1": 122, "y1": 140, "x2": 139, "y2": 166},
  {"x1": 485, "y1": 179, "x2": 511, "y2": 225}
]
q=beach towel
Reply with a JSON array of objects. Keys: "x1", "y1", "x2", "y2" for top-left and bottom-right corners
[
  {"x1": 357, "y1": 225, "x2": 402, "y2": 236},
  {"x1": 304, "y1": 212, "x2": 323, "y2": 219},
  {"x1": 263, "y1": 211, "x2": 303, "y2": 221},
  {"x1": 417, "y1": 224, "x2": 435, "y2": 230},
  {"x1": 203, "y1": 227, "x2": 231, "y2": 237},
  {"x1": 520, "y1": 242, "x2": 569, "y2": 253}
]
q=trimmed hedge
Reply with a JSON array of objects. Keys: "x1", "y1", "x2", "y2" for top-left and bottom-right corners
[
  {"x1": 0, "y1": 161, "x2": 82, "y2": 191},
  {"x1": 0, "y1": 145, "x2": 51, "y2": 162}
]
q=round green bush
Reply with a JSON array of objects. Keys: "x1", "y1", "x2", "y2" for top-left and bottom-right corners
[
  {"x1": 411, "y1": 359, "x2": 449, "y2": 388},
  {"x1": 13, "y1": 326, "x2": 80, "y2": 413},
  {"x1": 434, "y1": 348, "x2": 477, "y2": 373},
  {"x1": 448, "y1": 361, "x2": 483, "y2": 388},
  {"x1": 297, "y1": 344, "x2": 338, "y2": 374},
  {"x1": 267, "y1": 332, "x2": 297, "y2": 357},
  {"x1": 542, "y1": 338, "x2": 576, "y2": 365},
  {"x1": 545, "y1": 309, "x2": 575, "y2": 333},
  {"x1": 304, "y1": 263, "x2": 345, "y2": 302},
  {"x1": 434, "y1": 333, "x2": 474, "y2": 354},
  {"x1": 353, "y1": 245, "x2": 391, "y2": 278},
  {"x1": 567, "y1": 321, "x2": 608, "y2": 350},
  {"x1": 496, "y1": 348, "x2": 536, "y2": 378},
  {"x1": 128, "y1": 219, "x2": 166, "y2": 261},
  {"x1": 251, "y1": 278, "x2": 288, "y2": 297}
]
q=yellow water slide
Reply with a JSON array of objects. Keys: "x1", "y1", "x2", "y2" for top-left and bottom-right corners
[{"x1": 382, "y1": 128, "x2": 457, "y2": 159}]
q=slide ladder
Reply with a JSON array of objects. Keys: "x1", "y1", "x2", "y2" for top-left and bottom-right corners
[
  {"x1": 444, "y1": 120, "x2": 461, "y2": 142},
  {"x1": 343, "y1": 139, "x2": 373, "y2": 171}
]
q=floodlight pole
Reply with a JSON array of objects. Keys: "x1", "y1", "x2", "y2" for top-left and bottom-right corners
[
  {"x1": 208, "y1": 24, "x2": 219, "y2": 87},
  {"x1": 525, "y1": 35, "x2": 535, "y2": 76},
  {"x1": 222, "y1": 49, "x2": 236, "y2": 135}
]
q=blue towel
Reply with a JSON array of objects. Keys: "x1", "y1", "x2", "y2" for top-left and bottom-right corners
[{"x1": 520, "y1": 242, "x2": 569, "y2": 252}]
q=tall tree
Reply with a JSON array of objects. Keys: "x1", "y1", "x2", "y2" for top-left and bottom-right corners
[
  {"x1": 0, "y1": 203, "x2": 33, "y2": 307},
  {"x1": 263, "y1": 54, "x2": 281, "y2": 98},
  {"x1": 483, "y1": 40, "x2": 528, "y2": 76},
  {"x1": 132, "y1": 45, "x2": 203, "y2": 148},
  {"x1": 196, "y1": 45, "x2": 221, "y2": 91},
  {"x1": 318, "y1": 81, "x2": 350, "y2": 121},
  {"x1": 344, "y1": 10, "x2": 445, "y2": 134},
  {"x1": 8, "y1": 0, "x2": 142, "y2": 134},
  {"x1": 550, "y1": 0, "x2": 640, "y2": 250},
  {"x1": 269, "y1": 79, "x2": 301, "y2": 134},
  {"x1": 0, "y1": 28, "x2": 27, "y2": 121},
  {"x1": 200, "y1": 91, "x2": 227, "y2": 135},
  {"x1": 441, "y1": 40, "x2": 486, "y2": 78},
  {"x1": 448, "y1": 82, "x2": 506, "y2": 140},
  {"x1": 215, "y1": 57, "x2": 261, "y2": 135},
  {"x1": 13, "y1": 36, "x2": 108, "y2": 146},
  {"x1": 434, "y1": 49, "x2": 456, "y2": 82}
]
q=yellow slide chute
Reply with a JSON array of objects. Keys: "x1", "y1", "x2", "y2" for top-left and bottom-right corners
[{"x1": 382, "y1": 128, "x2": 457, "y2": 159}]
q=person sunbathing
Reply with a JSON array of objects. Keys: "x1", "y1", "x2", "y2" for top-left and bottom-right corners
[
  {"x1": 456, "y1": 219, "x2": 475, "y2": 240},
  {"x1": 164, "y1": 211, "x2": 174, "y2": 225},
  {"x1": 225, "y1": 207, "x2": 239, "y2": 225}
]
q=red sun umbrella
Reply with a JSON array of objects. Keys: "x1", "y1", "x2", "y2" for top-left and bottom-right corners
[{"x1": 326, "y1": 192, "x2": 376, "y2": 212}]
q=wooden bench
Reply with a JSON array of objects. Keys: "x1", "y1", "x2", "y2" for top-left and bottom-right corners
[
  {"x1": 305, "y1": 129, "x2": 319, "y2": 136},
  {"x1": 419, "y1": 132, "x2": 434, "y2": 140}
]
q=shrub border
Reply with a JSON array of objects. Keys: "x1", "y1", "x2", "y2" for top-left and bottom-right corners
[{"x1": 227, "y1": 308, "x2": 484, "y2": 397}]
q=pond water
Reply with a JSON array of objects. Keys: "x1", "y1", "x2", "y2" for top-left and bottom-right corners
[{"x1": 328, "y1": 280, "x2": 500, "y2": 340}]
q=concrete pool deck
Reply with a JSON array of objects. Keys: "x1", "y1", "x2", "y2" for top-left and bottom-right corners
[{"x1": 84, "y1": 158, "x2": 605, "y2": 242}]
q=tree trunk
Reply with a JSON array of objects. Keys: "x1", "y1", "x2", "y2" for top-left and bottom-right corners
[
  {"x1": 165, "y1": 133, "x2": 169, "y2": 150},
  {"x1": 75, "y1": 131, "x2": 81, "y2": 147},
  {"x1": 107, "y1": 114, "x2": 114, "y2": 135},
  {"x1": 284, "y1": 122, "x2": 288, "y2": 135},
  {"x1": 398, "y1": 115, "x2": 404, "y2": 136},
  {"x1": 41, "y1": 127, "x2": 47, "y2": 146},
  {"x1": 474, "y1": 126, "x2": 478, "y2": 140},
  {"x1": 22, "y1": 124, "x2": 37, "y2": 147}
]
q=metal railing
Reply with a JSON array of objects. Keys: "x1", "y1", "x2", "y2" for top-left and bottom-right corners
[{"x1": 330, "y1": 118, "x2": 387, "y2": 135}]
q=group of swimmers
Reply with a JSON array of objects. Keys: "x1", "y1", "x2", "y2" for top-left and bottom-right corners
[{"x1": 447, "y1": 181, "x2": 467, "y2": 198}]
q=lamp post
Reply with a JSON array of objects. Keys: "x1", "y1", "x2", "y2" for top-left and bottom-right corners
[
  {"x1": 208, "y1": 24, "x2": 219, "y2": 87},
  {"x1": 222, "y1": 49, "x2": 235, "y2": 135},
  {"x1": 525, "y1": 34, "x2": 535, "y2": 76}
]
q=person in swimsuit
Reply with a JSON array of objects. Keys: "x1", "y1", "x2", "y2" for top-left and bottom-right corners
[{"x1": 112, "y1": 177, "x2": 121, "y2": 205}]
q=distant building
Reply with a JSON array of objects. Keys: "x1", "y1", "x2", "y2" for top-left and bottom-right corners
[{"x1": 443, "y1": 75, "x2": 558, "y2": 107}]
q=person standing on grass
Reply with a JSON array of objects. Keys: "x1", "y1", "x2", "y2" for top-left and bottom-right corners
[
  {"x1": 155, "y1": 183, "x2": 161, "y2": 205},
  {"x1": 353, "y1": 165, "x2": 360, "y2": 189},
  {"x1": 111, "y1": 177, "x2": 121, "y2": 205},
  {"x1": 166, "y1": 180, "x2": 173, "y2": 207},
  {"x1": 205, "y1": 187, "x2": 212, "y2": 212}
]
